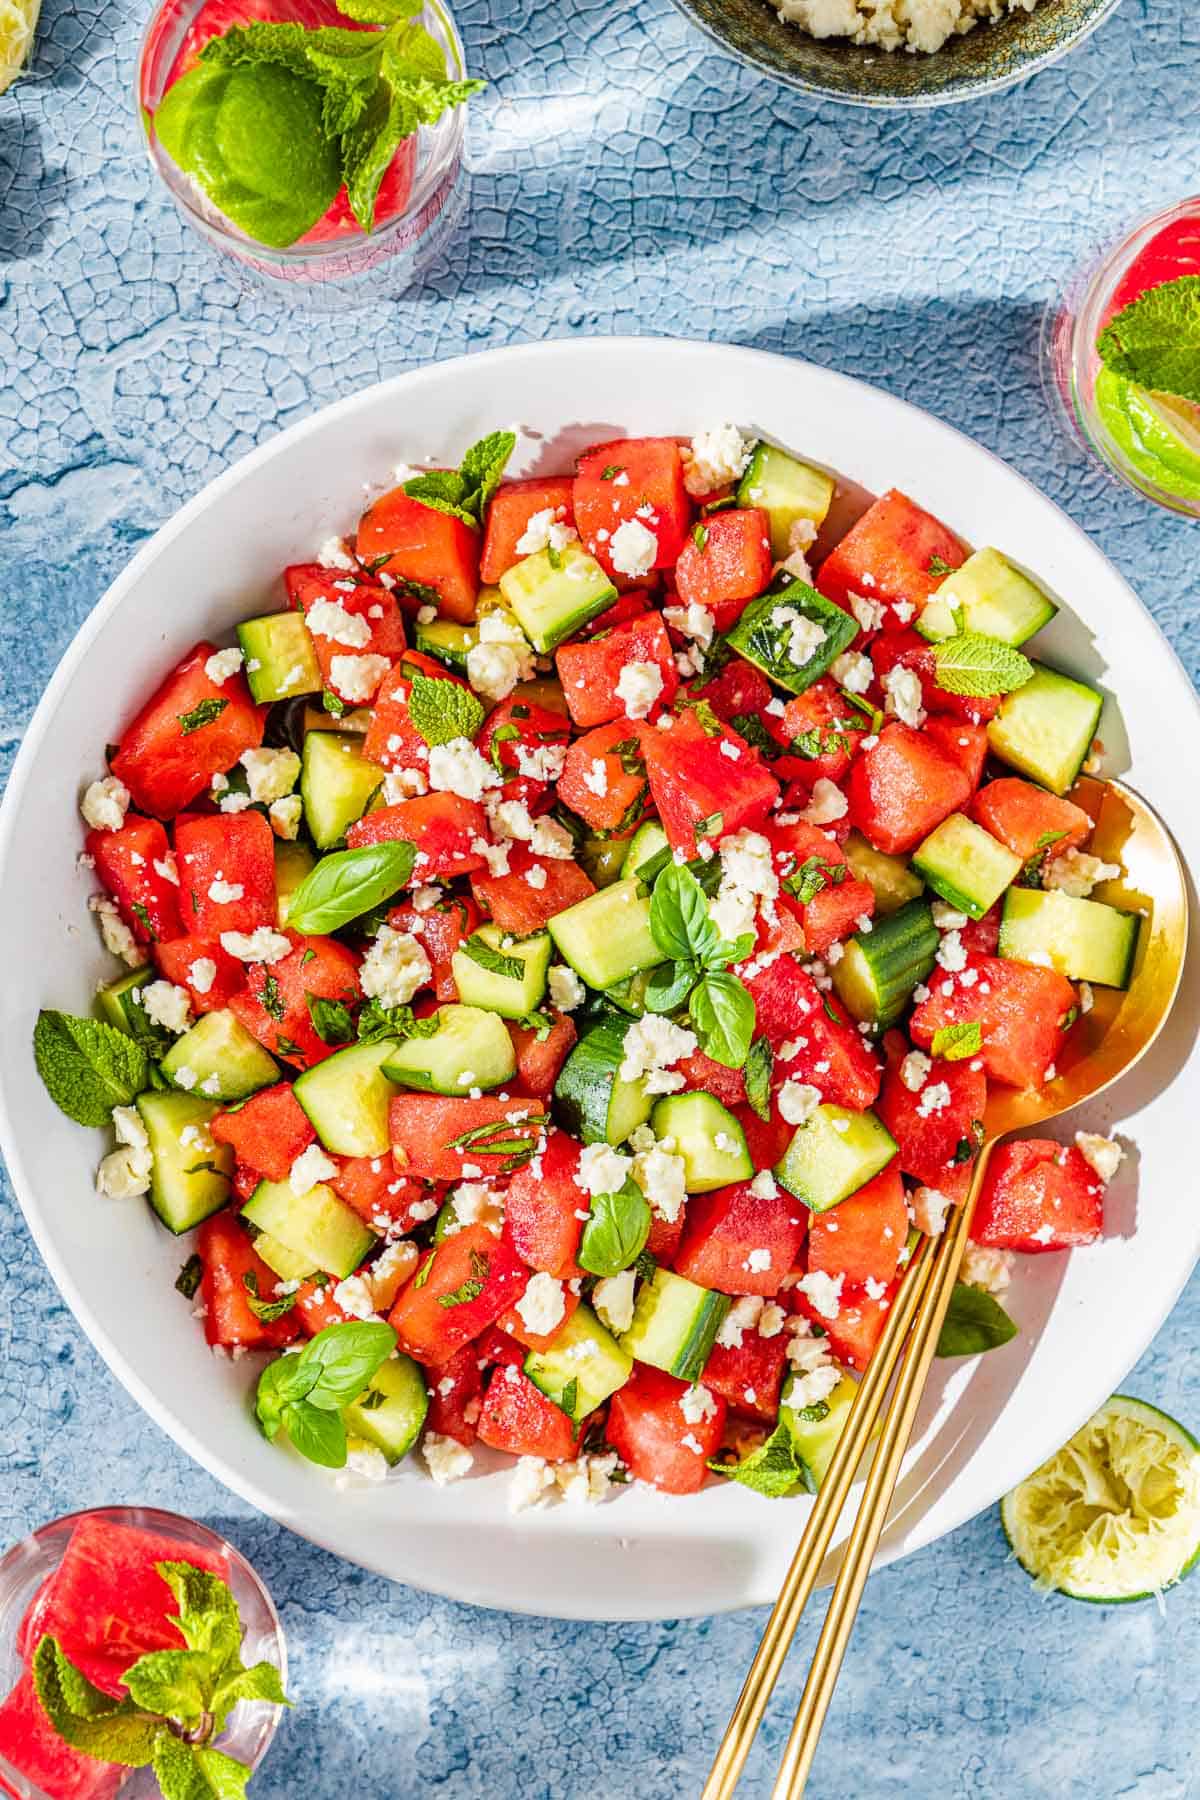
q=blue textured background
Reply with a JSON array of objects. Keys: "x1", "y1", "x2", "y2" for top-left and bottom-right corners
[{"x1": 4, "y1": 0, "x2": 1200, "y2": 1790}]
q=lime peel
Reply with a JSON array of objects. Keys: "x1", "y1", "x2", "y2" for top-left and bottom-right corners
[
  {"x1": 0, "y1": 0, "x2": 41, "y2": 94},
  {"x1": 1001, "y1": 1394, "x2": 1200, "y2": 1603}
]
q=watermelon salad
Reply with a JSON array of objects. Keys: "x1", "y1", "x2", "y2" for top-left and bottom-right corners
[{"x1": 40, "y1": 424, "x2": 1139, "y2": 1508}]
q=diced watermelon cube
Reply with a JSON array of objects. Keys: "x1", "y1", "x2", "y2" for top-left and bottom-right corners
[
  {"x1": 175, "y1": 810, "x2": 276, "y2": 939},
  {"x1": 480, "y1": 477, "x2": 575, "y2": 584},
  {"x1": 805, "y1": 1158, "x2": 908, "y2": 1287},
  {"x1": 110, "y1": 642, "x2": 267, "y2": 819},
  {"x1": 869, "y1": 629, "x2": 1002, "y2": 725},
  {"x1": 283, "y1": 564, "x2": 405, "y2": 703},
  {"x1": 641, "y1": 707, "x2": 778, "y2": 858},
  {"x1": 229, "y1": 933, "x2": 361, "y2": 1070},
  {"x1": 154, "y1": 935, "x2": 244, "y2": 1013},
  {"x1": 846, "y1": 722, "x2": 973, "y2": 856},
  {"x1": 673, "y1": 1179, "x2": 808, "y2": 1297},
  {"x1": 970, "y1": 778, "x2": 1093, "y2": 863},
  {"x1": 476, "y1": 1365, "x2": 583, "y2": 1460},
  {"x1": 390, "y1": 1094, "x2": 549, "y2": 1183},
  {"x1": 501, "y1": 1129, "x2": 584, "y2": 1278},
  {"x1": 574, "y1": 438, "x2": 692, "y2": 582},
  {"x1": 556, "y1": 615, "x2": 677, "y2": 730},
  {"x1": 211, "y1": 1082, "x2": 315, "y2": 1182},
  {"x1": 389, "y1": 1224, "x2": 528, "y2": 1363},
  {"x1": 876, "y1": 1041, "x2": 988, "y2": 1195},
  {"x1": 425, "y1": 1342, "x2": 484, "y2": 1446},
  {"x1": 764, "y1": 677, "x2": 873, "y2": 792},
  {"x1": 0, "y1": 1673, "x2": 126, "y2": 1800},
  {"x1": 606, "y1": 1364, "x2": 726, "y2": 1494},
  {"x1": 388, "y1": 895, "x2": 481, "y2": 1003},
  {"x1": 498, "y1": 1280, "x2": 581, "y2": 1352},
  {"x1": 558, "y1": 720, "x2": 651, "y2": 833},
  {"x1": 346, "y1": 791, "x2": 488, "y2": 880},
  {"x1": 972, "y1": 1140, "x2": 1105, "y2": 1252},
  {"x1": 86, "y1": 814, "x2": 183, "y2": 946},
  {"x1": 793, "y1": 1277, "x2": 898, "y2": 1373},
  {"x1": 672, "y1": 508, "x2": 774, "y2": 632},
  {"x1": 702, "y1": 1325, "x2": 790, "y2": 1424},
  {"x1": 356, "y1": 487, "x2": 480, "y2": 623},
  {"x1": 508, "y1": 1013, "x2": 577, "y2": 1098},
  {"x1": 677, "y1": 1048, "x2": 746, "y2": 1110},
  {"x1": 909, "y1": 953, "x2": 1076, "y2": 1089},
  {"x1": 362, "y1": 651, "x2": 472, "y2": 772},
  {"x1": 470, "y1": 847, "x2": 595, "y2": 935},
  {"x1": 682, "y1": 655, "x2": 774, "y2": 727},
  {"x1": 922, "y1": 716, "x2": 989, "y2": 789},
  {"x1": 816, "y1": 488, "x2": 966, "y2": 618},
  {"x1": 745, "y1": 960, "x2": 882, "y2": 1110},
  {"x1": 198, "y1": 1210, "x2": 301, "y2": 1350}
]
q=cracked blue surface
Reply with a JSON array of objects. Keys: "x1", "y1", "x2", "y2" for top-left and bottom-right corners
[{"x1": 3, "y1": 0, "x2": 1200, "y2": 1790}]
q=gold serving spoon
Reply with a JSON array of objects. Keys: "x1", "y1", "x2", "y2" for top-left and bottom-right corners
[{"x1": 703, "y1": 776, "x2": 1189, "y2": 1800}]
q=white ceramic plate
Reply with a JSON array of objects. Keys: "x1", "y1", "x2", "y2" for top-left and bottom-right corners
[{"x1": 2, "y1": 338, "x2": 1198, "y2": 1622}]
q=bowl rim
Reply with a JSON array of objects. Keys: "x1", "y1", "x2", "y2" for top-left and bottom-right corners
[
  {"x1": 662, "y1": 0, "x2": 1124, "y2": 108},
  {"x1": 2, "y1": 333, "x2": 1199, "y2": 1619}
]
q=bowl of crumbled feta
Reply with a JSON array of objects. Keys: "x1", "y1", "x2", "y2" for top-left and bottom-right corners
[
  {"x1": 1, "y1": 336, "x2": 1196, "y2": 1623},
  {"x1": 667, "y1": 0, "x2": 1121, "y2": 105}
]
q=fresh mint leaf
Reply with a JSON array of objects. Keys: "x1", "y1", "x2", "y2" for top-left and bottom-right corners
[
  {"x1": 286, "y1": 840, "x2": 416, "y2": 933},
  {"x1": 357, "y1": 997, "x2": 440, "y2": 1043},
  {"x1": 154, "y1": 1562, "x2": 242, "y2": 1671},
  {"x1": 936, "y1": 1282, "x2": 1018, "y2": 1358},
  {"x1": 398, "y1": 468, "x2": 474, "y2": 526},
  {"x1": 31, "y1": 1638, "x2": 159, "y2": 1767},
  {"x1": 744, "y1": 1036, "x2": 772, "y2": 1120},
  {"x1": 649, "y1": 863, "x2": 721, "y2": 965},
  {"x1": 642, "y1": 959, "x2": 697, "y2": 1015},
  {"x1": 709, "y1": 1419, "x2": 805, "y2": 1499},
  {"x1": 305, "y1": 992, "x2": 355, "y2": 1046},
  {"x1": 177, "y1": 698, "x2": 229, "y2": 736},
  {"x1": 1097, "y1": 274, "x2": 1200, "y2": 406},
  {"x1": 460, "y1": 932, "x2": 525, "y2": 982},
  {"x1": 153, "y1": 1729, "x2": 256, "y2": 1800},
  {"x1": 402, "y1": 430, "x2": 511, "y2": 529},
  {"x1": 406, "y1": 669, "x2": 485, "y2": 746},
  {"x1": 459, "y1": 429, "x2": 518, "y2": 523},
  {"x1": 122, "y1": 1649, "x2": 213, "y2": 1724},
  {"x1": 208, "y1": 1660, "x2": 290, "y2": 1735},
  {"x1": 930, "y1": 1021, "x2": 982, "y2": 1061},
  {"x1": 242, "y1": 1270, "x2": 299, "y2": 1323},
  {"x1": 33, "y1": 1010, "x2": 149, "y2": 1127},
  {"x1": 783, "y1": 855, "x2": 847, "y2": 906},
  {"x1": 690, "y1": 971, "x2": 755, "y2": 1070},
  {"x1": 931, "y1": 633, "x2": 1033, "y2": 699},
  {"x1": 577, "y1": 1178, "x2": 651, "y2": 1278},
  {"x1": 516, "y1": 1008, "x2": 554, "y2": 1041}
]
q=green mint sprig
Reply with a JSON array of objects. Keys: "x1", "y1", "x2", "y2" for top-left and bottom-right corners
[
  {"x1": 33, "y1": 1010, "x2": 149, "y2": 1127},
  {"x1": 929, "y1": 1021, "x2": 982, "y2": 1061},
  {"x1": 401, "y1": 431, "x2": 517, "y2": 528},
  {"x1": 356, "y1": 997, "x2": 441, "y2": 1043},
  {"x1": 33, "y1": 1562, "x2": 290, "y2": 1799},
  {"x1": 406, "y1": 669, "x2": 485, "y2": 745},
  {"x1": 931, "y1": 632, "x2": 1033, "y2": 699},
  {"x1": 255, "y1": 1320, "x2": 397, "y2": 1467},
  {"x1": 644, "y1": 863, "x2": 756, "y2": 1070},
  {"x1": 709, "y1": 1419, "x2": 810, "y2": 1500},
  {"x1": 1097, "y1": 274, "x2": 1200, "y2": 407}
]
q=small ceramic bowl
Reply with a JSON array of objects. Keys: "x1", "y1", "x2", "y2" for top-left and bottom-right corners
[{"x1": 666, "y1": 0, "x2": 1122, "y2": 107}]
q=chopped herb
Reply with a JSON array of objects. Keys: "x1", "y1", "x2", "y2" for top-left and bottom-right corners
[
  {"x1": 242, "y1": 1271, "x2": 299, "y2": 1323},
  {"x1": 1020, "y1": 829, "x2": 1068, "y2": 888},
  {"x1": 692, "y1": 524, "x2": 709, "y2": 552},
  {"x1": 600, "y1": 464, "x2": 623, "y2": 481},
  {"x1": 488, "y1": 720, "x2": 521, "y2": 774},
  {"x1": 461, "y1": 933, "x2": 525, "y2": 982},
  {"x1": 547, "y1": 545, "x2": 563, "y2": 571},
  {"x1": 558, "y1": 1376, "x2": 579, "y2": 1417},
  {"x1": 176, "y1": 697, "x2": 229, "y2": 735},
  {"x1": 930, "y1": 1020, "x2": 982, "y2": 1061},
  {"x1": 744, "y1": 1037, "x2": 773, "y2": 1121},
  {"x1": 608, "y1": 736, "x2": 646, "y2": 778},
  {"x1": 322, "y1": 689, "x2": 348, "y2": 718},
  {"x1": 305, "y1": 993, "x2": 355, "y2": 1046},
  {"x1": 691, "y1": 700, "x2": 724, "y2": 738},
  {"x1": 412, "y1": 1255, "x2": 434, "y2": 1290},
  {"x1": 274, "y1": 1034, "x2": 304, "y2": 1059},
  {"x1": 175, "y1": 1254, "x2": 203, "y2": 1300},
  {"x1": 130, "y1": 902, "x2": 157, "y2": 942},
  {"x1": 728, "y1": 712, "x2": 776, "y2": 755},
  {"x1": 437, "y1": 1248, "x2": 490, "y2": 1309},
  {"x1": 695, "y1": 811, "x2": 723, "y2": 840},
  {"x1": 359, "y1": 1386, "x2": 388, "y2": 1412},
  {"x1": 783, "y1": 855, "x2": 847, "y2": 906},
  {"x1": 928, "y1": 554, "x2": 956, "y2": 578}
]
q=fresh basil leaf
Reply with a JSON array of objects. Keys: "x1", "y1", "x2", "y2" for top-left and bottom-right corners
[
  {"x1": 286, "y1": 840, "x2": 416, "y2": 933},
  {"x1": 744, "y1": 1036, "x2": 772, "y2": 1121},
  {"x1": 709, "y1": 1419, "x2": 805, "y2": 1499},
  {"x1": 406, "y1": 669, "x2": 485, "y2": 747},
  {"x1": 936, "y1": 1282, "x2": 1019, "y2": 1358},
  {"x1": 122, "y1": 1649, "x2": 213, "y2": 1725},
  {"x1": 930, "y1": 1020, "x2": 982, "y2": 1061},
  {"x1": 298, "y1": 1319, "x2": 398, "y2": 1407},
  {"x1": 281, "y1": 1397, "x2": 349, "y2": 1466},
  {"x1": 690, "y1": 972, "x2": 755, "y2": 1070},
  {"x1": 254, "y1": 1352, "x2": 319, "y2": 1440},
  {"x1": 460, "y1": 932, "x2": 525, "y2": 982},
  {"x1": 33, "y1": 1010, "x2": 149, "y2": 1127},
  {"x1": 706, "y1": 931, "x2": 754, "y2": 972},
  {"x1": 649, "y1": 862, "x2": 721, "y2": 964},
  {"x1": 305, "y1": 992, "x2": 356, "y2": 1046},
  {"x1": 177, "y1": 697, "x2": 228, "y2": 736},
  {"x1": 577, "y1": 1178, "x2": 652, "y2": 1278},
  {"x1": 643, "y1": 959, "x2": 697, "y2": 1015}
]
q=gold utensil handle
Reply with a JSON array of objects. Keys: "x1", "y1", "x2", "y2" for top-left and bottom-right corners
[
  {"x1": 769, "y1": 1159, "x2": 988, "y2": 1799},
  {"x1": 701, "y1": 1232, "x2": 939, "y2": 1800}
]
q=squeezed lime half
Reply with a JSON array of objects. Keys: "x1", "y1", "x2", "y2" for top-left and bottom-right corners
[
  {"x1": 1001, "y1": 1394, "x2": 1200, "y2": 1603},
  {"x1": 1093, "y1": 367, "x2": 1200, "y2": 502}
]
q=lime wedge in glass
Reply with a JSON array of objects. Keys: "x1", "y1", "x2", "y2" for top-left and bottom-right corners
[
  {"x1": 0, "y1": 0, "x2": 41, "y2": 93},
  {"x1": 1001, "y1": 1394, "x2": 1200, "y2": 1603},
  {"x1": 1093, "y1": 368, "x2": 1200, "y2": 503}
]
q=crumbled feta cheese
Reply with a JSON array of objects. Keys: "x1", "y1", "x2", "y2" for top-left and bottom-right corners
[
  {"x1": 508, "y1": 1455, "x2": 557, "y2": 1512},
  {"x1": 830, "y1": 650, "x2": 874, "y2": 694},
  {"x1": 359, "y1": 925, "x2": 432, "y2": 1007},
  {"x1": 758, "y1": 1302, "x2": 786, "y2": 1338},
  {"x1": 619, "y1": 1014, "x2": 697, "y2": 1091},
  {"x1": 710, "y1": 828, "x2": 779, "y2": 943},
  {"x1": 516, "y1": 1272, "x2": 567, "y2": 1338},
  {"x1": 788, "y1": 1358, "x2": 842, "y2": 1410},
  {"x1": 89, "y1": 895, "x2": 141, "y2": 965},
  {"x1": 779, "y1": 516, "x2": 819, "y2": 583},
  {"x1": 269, "y1": 794, "x2": 303, "y2": 840},
  {"x1": 140, "y1": 980, "x2": 192, "y2": 1035},
  {"x1": 744, "y1": 1248, "x2": 772, "y2": 1273},
  {"x1": 290, "y1": 1143, "x2": 338, "y2": 1194},
  {"x1": 936, "y1": 930, "x2": 968, "y2": 974},
  {"x1": 207, "y1": 877, "x2": 244, "y2": 904},
  {"x1": 204, "y1": 647, "x2": 244, "y2": 685},
  {"x1": 615, "y1": 659, "x2": 664, "y2": 720},
  {"x1": 583, "y1": 758, "x2": 609, "y2": 798},
  {"x1": 778, "y1": 1080, "x2": 822, "y2": 1125},
  {"x1": 848, "y1": 592, "x2": 886, "y2": 635},
  {"x1": 523, "y1": 863, "x2": 548, "y2": 891},
  {"x1": 220, "y1": 927, "x2": 292, "y2": 965},
  {"x1": 548, "y1": 965, "x2": 585, "y2": 1012},
  {"x1": 799, "y1": 778, "x2": 849, "y2": 826},
  {"x1": 188, "y1": 957, "x2": 217, "y2": 995},
  {"x1": 631, "y1": 1138, "x2": 688, "y2": 1223},
  {"x1": 900, "y1": 1051, "x2": 931, "y2": 1092},
  {"x1": 423, "y1": 1432, "x2": 474, "y2": 1486},
  {"x1": 426, "y1": 736, "x2": 501, "y2": 801},
  {"x1": 306, "y1": 598, "x2": 372, "y2": 648},
  {"x1": 1043, "y1": 850, "x2": 1123, "y2": 898},
  {"x1": 606, "y1": 518, "x2": 658, "y2": 580},
  {"x1": 332, "y1": 1274, "x2": 380, "y2": 1322},
  {"x1": 575, "y1": 1143, "x2": 633, "y2": 1198},
  {"x1": 240, "y1": 747, "x2": 300, "y2": 806},
  {"x1": 447, "y1": 1182, "x2": 504, "y2": 1237},
  {"x1": 80, "y1": 776, "x2": 131, "y2": 833},
  {"x1": 555, "y1": 1452, "x2": 620, "y2": 1506},
  {"x1": 317, "y1": 536, "x2": 357, "y2": 571},
  {"x1": 771, "y1": 605, "x2": 827, "y2": 668},
  {"x1": 663, "y1": 599, "x2": 716, "y2": 650},
  {"x1": 750, "y1": 1170, "x2": 779, "y2": 1200},
  {"x1": 717, "y1": 1295, "x2": 764, "y2": 1349},
  {"x1": 961, "y1": 1244, "x2": 1013, "y2": 1297},
  {"x1": 683, "y1": 425, "x2": 752, "y2": 496},
  {"x1": 680, "y1": 1383, "x2": 718, "y2": 1425},
  {"x1": 916, "y1": 1080, "x2": 952, "y2": 1117},
  {"x1": 1074, "y1": 1131, "x2": 1124, "y2": 1183},
  {"x1": 329, "y1": 653, "x2": 391, "y2": 703},
  {"x1": 911, "y1": 1186, "x2": 951, "y2": 1235},
  {"x1": 593, "y1": 1269, "x2": 637, "y2": 1334},
  {"x1": 931, "y1": 900, "x2": 969, "y2": 932},
  {"x1": 95, "y1": 1104, "x2": 153, "y2": 1199},
  {"x1": 880, "y1": 665, "x2": 925, "y2": 730},
  {"x1": 796, "y1": 1270, "x2": 843, "y2": 1320}
]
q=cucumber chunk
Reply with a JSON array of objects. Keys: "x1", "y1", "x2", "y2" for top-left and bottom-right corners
[
  {"x1": 161, "y1": 1009, "x2": 279, "y2": 1102},
  {"x1": 621, "y1": 820, "x2": 671, "y2": 885},
  {"x1": 917, "y1": 548, "x2": 1058, "y2": 647},
  {"x1": 96, "y1": 966, "x2": 173, "y2": 1056},
  {"x1": 618, "y1": 1266, "x2": 730, "y2": 1383},
  {"x1": 578, "y1": 837, "x2": 629, "y2": 890},
  {"x1": 841, "y1": 831, "x2": 925, "y2": 917},
  {"x1": 344, "y1": 1353, "x2": 429, "y2": 1464},
  {"x1": 554, "y1": 1018, "x2": 654, "y2": 1146},
  {"x1": 242, "y1": 1178, "x2": 376, "y2": 1280},
  {"x1": 986, "y1": 663, "x2": 1103, "y2": 797},
  {"x1": 999, "y1": 887, "x2": 1141, "y2": 988},
  {"x1": 381, "y1": 1004, "x2": 515, "y2": 1094},
  {"x1": 724, "y1": 580, "x2": 857, "y2": 696},
  {"x1": 782, "y1": 1372, "x2": 858, "y2": 1492},
  {"x1": 293, "y1": 1037, "x2": 400, "y2": 1156},
  {"x1": 832, "y1": 899, "x2": 939, "y2": 1030},
  {"x1": 450, "y1": 926, "x2": 552, "y2": 1019},
  {"x1": 412, "y1": 617, "x2": 476, "y2": 676},
  {"x1": 775, "y1": 1104, "x2": 897, "y2": 1214},
  {"x1": 499, "y1": 543, "x2": 619, "y2": 653},
  {"x1": 274, "y1": 839, "x2": 316, "y2": 927},
  {"x1": 524, "y1": 1303, "x2": 632, "y2": 1420},
  {"x1": 135, "y1": 1091, "x2": 233, "y2": 1235},
  {"x1": 300, "y1": 729, "x2": 384, "y2": 851},
  {"x1": 735, "y1": 442, "x2": 835, "y2": 559},
  {"x1": 912, "y1": 814, "x2": 1022, "y2": 921},
  {"x1": 253, "y1": 1232, "x2": 318, "y2": 1283},
  {"x1": 237, "y1": 611, "x2": 322, "y2": 703},
  {"x1": 651, "y1": 1092, "x2": 752, "y2": 1192},
  {"x1": 547, "y1": 878, "x2": 662, "y2": 991}
]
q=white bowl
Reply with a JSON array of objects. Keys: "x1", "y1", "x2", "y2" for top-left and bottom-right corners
[{"x1": 2, "y1": 338, "x2": 1198, "y2": 1622}]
